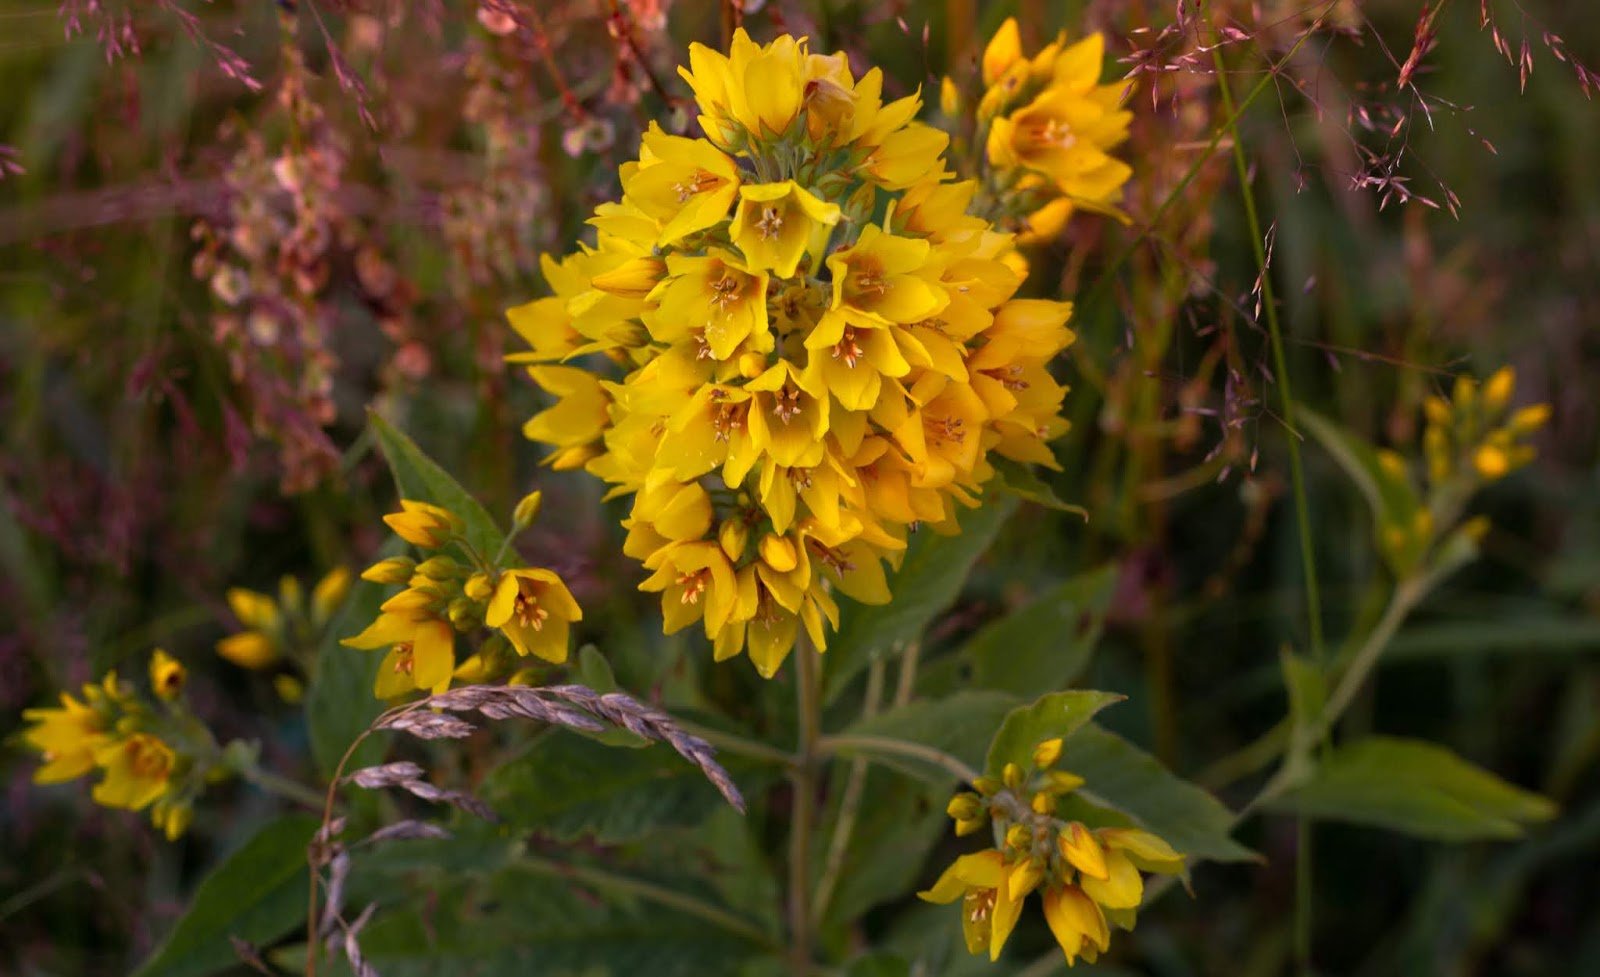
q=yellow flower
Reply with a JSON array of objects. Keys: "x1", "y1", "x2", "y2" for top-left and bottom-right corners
[
  {"x1": 645, "y1": 250, "x2": 771, "y2": 360},
  {"x1": 918, "y1": 850, "x2": 1029, "y2": 960},
  {"x1": 1040, "y1": 885, "x2": 1110, "y2": 965},
  {"x1": 484, "y1": 568, "x2": 583, "y2": 664},
  {"x1": 92, "y1": 733, "x2": 175, "y2": 811},
  {"x1": 730, "y1": 181, "x2": 841, "y2": 279},
  {"x1": 512, "y1": 31, "x2": 1078, "y2": 678},
  {"x1": 383, "y1": 500, "x2": 461, "y2": 549},
  {"x1": 149, "y1": 649, "x2": 186, "y2": 700},
  {"x1": 22, "y1": 687, "x2": 110, "y2": 784},
  {"x1": 623, "y1": 124, "x2": 741, "y2": 245},
  {"x1": 342, "y1": 594, "x2": 458, "y2": 697}
]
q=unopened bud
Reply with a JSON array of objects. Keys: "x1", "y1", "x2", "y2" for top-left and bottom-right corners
[
  {"x1": 1045, "y1": 770, "x2": 1086, "y2": 795},
  {"x1": 947, "y1": 792, "x2": 984, "y2": 821},
  {"x1": 972, "y1": 775, "x2": 1002, "y2": 796},
  {"x1": 1473, "y1": 444, "x2": 1510, "y2": 481},
  {"x1": 1508, "y1": 403, "x2": 1551, "y2": 434},
  {"x1": 448, "y1": 597, "x2": 480, "y2": 631},
  {"x1": 362, "y1": 557, "x2": 416, "y2": 585},
  {"x1": 1031, "y1": 738, "x2": 1063, "y2": 770},
  {"x1": 415, "y1": 555, "x2": 462, "y2": 580},
  {"x1": 738, "y1": 352, "x2": 767, "y2": 379},
  {"x1": 1030, "y1": 792, "x2": 1054, "y2": 814},
  {"x1": 939, "y1": 75, "x2": 962, "y2": 116},
  {"x1": 759, "y1": 533, "x2": 799, "y2": 572},
  {"x1": 464, "y1": 572, "x2": 494, "y2": 602},
  {"x1": 1002, "y1": 762, "x2": 1025, "y2": 792},
  {"x1": 1004, "y1": 823, "x2": 1031, "y2": 852},
  {"x1": 1452, "y1": 375, "x2": 1477, "y2": 410},
  {"x1": 954, "y1": 817, "x2": 986, "y2": 837},
  {"x1": 1482, "y1": 367, "x2": 1515, "y2": 413},
  {"x1": 513, "y1": 490, "x2": 544, "y2": 529},
  {"x1": 718, "y1": 519, "x2": 750, "y2": 561},
  {"x1": 1423, "y1": 396, "x2": 1452, "y2": 428}
]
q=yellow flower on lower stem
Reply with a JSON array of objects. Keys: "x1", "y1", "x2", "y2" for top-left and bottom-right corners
[
  {"x1": 22, "y1": 687, "x2": 110, "y2": 784},
  {"x1": 918, "y1": 849, "x2": 1033, "y2": 960},
  {"x1": 484, "y1": 568, "x2": 583, "y2": 664},
  {"x1": 92, "y1": 733, "x2": 175, "y2": 811},
  {"x1": 342, "y1": 601, "x2": 457, "y2": 697},
  {"x1": 1040, "y1": 884, "x2": 1111, "y2": 965}
]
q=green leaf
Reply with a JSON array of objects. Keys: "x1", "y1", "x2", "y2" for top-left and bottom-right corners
[
  {"x1": 1299, "y1": 409, "x2": 1419, "y2": 525},
  {"x1": 963, "y1": 565, "x2": 1118, "y2": 695},
  {"x1": 822, "y1": 768, "x2": 949, "y2": 927},
  {"x1": 1268, "y1": 736, "x2": 1558, "y2": 841},
  {"x1": 823, "y1": 497, "x2": 1017, "y2": 704},
  {"x1": 833, "y1": 691, "x2": 1020, "y2": 785},
  {"x1": 984, "y1": 690, "x2": 1125, "y2": 778},
  {"x1": 338, "y1": 867, "x2": 760, "y2": 976},
  {"x1": 484, "y1": 730, "x2": 766, "y2": 843},
  {"x1": 369, "y1": 410, "x2": 506, "y2": 560},
  {"x1": 132, "y1": 815, "x2": 319, "y2": 977},
  {"x1": 572, "y1": 645, "x2": 650, "y2": 747},
  {"x1": 1067, "y1": 724, "x2": 1257, "y2": 863},
  {"x1": 990, "y1": 457, "x2": 1088, "y2": 519}
]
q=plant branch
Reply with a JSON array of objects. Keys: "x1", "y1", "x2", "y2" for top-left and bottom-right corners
[
  {"x1": 787, "y1": 637, "x2": 822, "y2": 976},
  {"x1": 817, "y1": 735, "x2": 981, "y2": 785}
]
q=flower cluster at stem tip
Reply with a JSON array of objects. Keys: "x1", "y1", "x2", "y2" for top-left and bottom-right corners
[
  {"x1": 922, "y1": 737, "x2": 1185, "y2": 965},
  {"x1": 23, "y1": 652, "x2": 216, "y2": 839},
  {"x1": 342, "y1": 494, "x2": 583, "y2": 698},
  {"x1": 216, "y1": 566, "x2": 351, "y2": 702},
  {"x1": 510, "y1": 29, "x2": 1115, "y2": 678},
  {"x1": 941, "y1": 17, "x2": 1133, "y2": 239}
]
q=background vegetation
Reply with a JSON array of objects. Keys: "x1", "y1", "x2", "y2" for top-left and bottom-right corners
[{"x1": 2, "y1": 0, "x2": 1597, "y2": 974}]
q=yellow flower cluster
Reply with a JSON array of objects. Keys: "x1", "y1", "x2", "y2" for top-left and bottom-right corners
[
  {"x1": 1370, "y1": 367, "x2": 1548, "y2": 575},
  {"x1": 22, "y1": 652, "x2": 198, "y2": 840},
  {"x1": 343, "y1": 496, "x2": 583, "y2": 698},
  {"x1": 921, "y1": 738, "x2": 1184, "y2": 964},
  {"x1": 943, "y1": 18, "x2": 1132, "y2": 238},
  {"x1": 217, "y1": 567, "x2": 351, "y2": 702},
  {"x1": 511, "y1": 30, "x2": 1078, "y2": 678}
]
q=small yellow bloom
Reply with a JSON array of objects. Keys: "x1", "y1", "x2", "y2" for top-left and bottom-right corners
[
  {"x1": 343, "y1": 605, "x2": 458, "y2": 697},
  {"x1": 919, "y1": 850, "x2": 1028, "y2": 961},
  {"x1": 216, "y1": 631, "x2": 279, "y2": 670},
  {"x1": 311, "y1": 567, "x2": 352, "y2": 625},
  {"x1": 92, "y1": 733, "x2": 175, "y2": 811},
  {"x1": 485, "y1": 568, "x2": 583, "y2": 664},
  {"x1": 1040, "y1": 885, "x2": 1110, "y2": 965},
  {"x1": 730, "y1": 181, "x2": 841, "y2": 279},
  {"x1": 623, "y1": 125, "x2": 741, "y2": 245},
  {"x1": 149, "y1": 649, "x2": 186, "y2": 700},
  {"x1": 22, "y1": 689, "x2": 109, "y2": 784}
]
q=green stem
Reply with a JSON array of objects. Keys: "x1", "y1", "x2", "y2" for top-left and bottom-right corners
[
  {"x1": 811, "y1": 659, "x2": 886, "y2": 923},
  {"x1": 817, "y1": 735, "x2": 980, "y2": 784},
  {"x1": 1211, "y1": 47, "x2": 1325, "y2": 664},
  {"x1": 238, "y1": 764, "x2": 327, "y2": 811},
  {"x1": 788, "y1": 637, "x2": 822, "y2": 976},
  {"x1": 519, "y1": 855, "x2": 777, "y2": 948}
]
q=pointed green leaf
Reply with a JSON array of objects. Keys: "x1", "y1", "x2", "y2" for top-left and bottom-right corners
[
  {"x1": 963, "y1": 565, "x2": 1118, "y2": 694},
  {"x1": 1268, "y1": 736, "x2": 1557, "y2": 840},
  {"x1": 369, "y1": 410, "x2": 505, "y2": 559},
  {"x1": 990, "y1": 457, "x2": 1089, "y2": 519},
  {"x1": 132, "y1": 815, "x2": 319, "y2": 977},
  {"x1": 1067, "y1": 724, "x2": 1257, "y2": 863},
  {"x1": 984, "y1": 690, "x2": 1125, "y2": 778}
]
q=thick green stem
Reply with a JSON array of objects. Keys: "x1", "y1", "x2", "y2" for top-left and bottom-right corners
[
  {"x1": 787, "y1": 637, "x2": 822, "y2": 976},
  {"x1": 811, "y1": 658, "x2": 885, "y2": 923}
]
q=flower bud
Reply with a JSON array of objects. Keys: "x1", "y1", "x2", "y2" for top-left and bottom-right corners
[
  {"x1": 939, "y1": 76, "x2": 962, "y2": 116},
  {"x1": 1031, "y1": 737, "x2": 1063, "y2": 770},
  {"x1": 1002, "y1": 762, "x2": 1025, "y2": 792},
  {"x1": 1482, "y1": 367, "x2": 1515, "y2": 413},
  {"x1": 464, "y1": 572, "x2": 494, "y2": 602},
  {"x1": 149, "y1": 649, "x2": 186, "y2": 700},
  {"x1": 759, "y1": 533, "x2": 799, "y2": 572},
  {"x1": 947, "y1": 792, "x2": 984, "y2": 821},
  {"x1": 1423, "y1": 396, "x2": 1452, "y2": 428},
  {"x1": 448, "y1": 597, "x2": 481, "y2": 631},
  {"x1": 718, "y1": 519, "x2": 750, "y2": 561},
  {"x1": 1473, "y1": 444, "x2": 1510, "y2": 480},
  {"x1": 1004, "y1": 823, "x2": 1031, "y2": 852},
  {"x1": 362, "y1": 557, "x2": 416, "y2": 585},
  {"x1": 1030, "y1": 792, "x2": 1054, "y2": 815},
  {"x1": 1044, "y1": 770, "x2": 1085, "y2": 795},
  {"x1": 415, "y1": 555, "x2": 463, "y2": 580},
  {"x1": 513, "y1": 490, "x2": 544, "y2": 529},
  {"x1": 738, "y1": 352, "x2": 767, "y2": 379},
  {"x1": 972, "y1": 775, "x2": 1003, "y2": 796},
  {"x1": 1508, "y1": 403, "x2": 1551, "y2": 434},
  {"x1": 954, "y1": 817, "x2": 986, "y2": 837}
]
